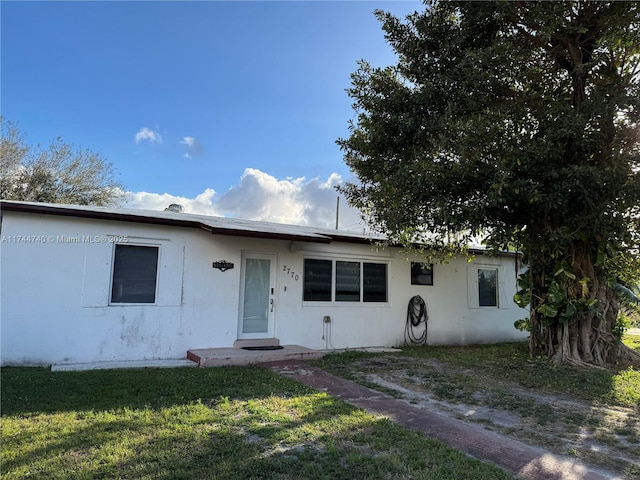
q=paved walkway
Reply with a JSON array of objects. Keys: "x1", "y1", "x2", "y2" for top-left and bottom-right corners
[{"x1": 263, "y1": 360, "x2": 621, "y2": 480}]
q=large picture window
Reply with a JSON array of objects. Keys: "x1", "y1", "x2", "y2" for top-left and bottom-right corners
[
  {"x1": 303, "y1": 258, "x2": 387, "y2": 303},
  {"x1": 111, "y1": 244, "x2": 159, "y2": 304}
]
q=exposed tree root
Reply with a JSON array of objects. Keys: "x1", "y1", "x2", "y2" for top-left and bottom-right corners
[
  {"x1": 554, "y1": 343, "x2": 640, "y2": 370},
  {"x1": 612, "y1": 343, "x2": 640, "y2": 369}
]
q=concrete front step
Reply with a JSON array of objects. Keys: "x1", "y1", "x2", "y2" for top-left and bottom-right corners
[{"x1": 187, "y1": 345, "x2": 326, "y2": 367}]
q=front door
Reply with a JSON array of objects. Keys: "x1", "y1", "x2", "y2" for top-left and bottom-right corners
[{"x1": 238, "y1": 252, "x2": 276, "y2": 339}]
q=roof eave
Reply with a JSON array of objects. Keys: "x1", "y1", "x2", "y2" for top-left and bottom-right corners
[{"x1": 0, "y1": 200, "x2": 334, "y2": 244}]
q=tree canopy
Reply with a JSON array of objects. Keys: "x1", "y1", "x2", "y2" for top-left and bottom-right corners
[
  {"x1": 338, "y1": 1, "x2": 640, "y2": 367},
  {"x1": 1, "y1": 118, "x2": 123, "y2": 206}
]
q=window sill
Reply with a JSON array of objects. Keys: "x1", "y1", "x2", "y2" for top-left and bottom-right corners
[
  {"x1": 302, "y1": 301, "x2": 391, "y2": 307},
  {"x1": 108, "y1": 302, "x2": 159, "y2": 306}
]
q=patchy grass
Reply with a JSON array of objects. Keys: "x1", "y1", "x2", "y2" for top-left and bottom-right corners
[
  {"x1": 395, "y1": 341, "x2": 639, "y2": 407},
  {"x1": 313, "y1": 337, "x2": 640, "y2": 479},
  {"x1": 613, "y1": 367, "x2": 640, "y2": 406},
  {"x1": 1, "y1": 366, "x2": 514, "y2": 480},
  {"x1": 622, "y1": 333, "x2": 640, "y2": 352}
]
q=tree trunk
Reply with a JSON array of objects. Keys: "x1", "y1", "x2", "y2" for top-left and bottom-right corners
[
  {"x1": 528, "y1": 253, "x2": 545, "y2": 358},
  {"x1": 529, "y1": 240, "x2": 629, "y2": 368}
]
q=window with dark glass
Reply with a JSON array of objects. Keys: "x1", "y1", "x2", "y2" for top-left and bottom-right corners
[
  {"x1": 336, "y1": 261, "x2": 360, "y2": 301},
  {"x1": 303, "y1": 258, "x2": 388, "y2": 303},
  {"x1": 303, "y1": 259, "x2": 332, "y2": 301},
  {"x1": 411, "y1": 262, "x2": 434, "y2": 285},
  {"x1": 478, "y1": 268, "x2": 498, "y2": 307},
  {"x1": 111, "y1": 245, "x2": 159, "y2": 304},
  {"x1": 363, "y1": 263, "x2": 387, "y2": 302}
]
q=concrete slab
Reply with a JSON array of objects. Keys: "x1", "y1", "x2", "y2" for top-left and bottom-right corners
[
  {"x1": 50, "y1": 345, "x2": 396, "y2": 371},
  {"x1": 51, "y1": 359, "x2": 197, "y2": 372},
  {"x1": 187, "y1": 345, "x2": 326, "y2": 367}
]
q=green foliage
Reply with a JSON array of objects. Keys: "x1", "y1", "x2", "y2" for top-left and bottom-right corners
[
  {"x1": 614, "y1": 282, "x2": 640, "y2": 327},
  {"x1": 0, "y1": 117, "x2": 123, "y2": 206},
  {"x1": 516, "y1": 260, "x2": 603, "y2": 332},
  {"x1": 338, "y1": 1, "x2": 640, "y2": 363}
]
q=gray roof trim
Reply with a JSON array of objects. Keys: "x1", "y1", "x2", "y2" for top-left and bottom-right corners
[
  {"x1": 0, "y1": 200, "x2": 517, "y2": 256},
  {"x1": 0, "y1": 200, "x2": 382, "y2": 245}
]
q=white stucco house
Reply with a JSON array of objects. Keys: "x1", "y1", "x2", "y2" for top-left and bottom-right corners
[{"x1": 0, "y1": 200, "x2": 527, "y2": 366}]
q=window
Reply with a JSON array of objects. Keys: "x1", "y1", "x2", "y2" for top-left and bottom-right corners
[
  {"x1": 111, "y1": 245, "x2": 159, "y2": 304},
  {"x1": 336, "y1": 261, "x2": 360, "y2": 301},
  {"x1": 363, "y1": 263, "x2": 387, "y2": 302},
  {"x1": 303, "y1": 258, "x2": 387, "y2": 303},
  {"x1": 478, "y1": 268, "x2": 498, "y2": 307},
  {"x1": 303, "y1": 259, "x2": 332, "y2": 301},
  {"x1": 411, "y1": 262, "x2": 434, "y2": 285}
]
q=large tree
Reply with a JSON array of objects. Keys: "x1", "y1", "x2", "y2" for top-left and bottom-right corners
[
  {"x1": 338, "y1": 1, "x2": 640, "y2": 367},
  {"x1": 1, "y1": 118, "x2": 123, "y2": 206}
]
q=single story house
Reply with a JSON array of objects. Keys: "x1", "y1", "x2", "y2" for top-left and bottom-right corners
[{"x1": 0, "y1": 200, "x2": 528, "y2": 366}]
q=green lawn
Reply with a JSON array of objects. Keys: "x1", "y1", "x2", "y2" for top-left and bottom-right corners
[
  {"x1": 1, "y1": 366, "x2": 513, "y2": 480},
  {"x1": 4, "y1": 338, "x2": 637, "y2": 479}
]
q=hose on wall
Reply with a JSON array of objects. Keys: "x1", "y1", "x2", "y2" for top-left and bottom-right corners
[{"x1": 405, "y1": 295, "x2": 428, "y2": 345}]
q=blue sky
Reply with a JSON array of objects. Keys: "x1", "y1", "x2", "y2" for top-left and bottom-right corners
[{"x1": 2, "y1": 0, "x2": 421, "y2": 228}]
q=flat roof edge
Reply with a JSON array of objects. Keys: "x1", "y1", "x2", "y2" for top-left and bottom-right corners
[
  {"x1": 1, "y1": 200, "x2": 200, "y2": 228},
  {"x1": 0, "y1": 200, "x2": 334, "y2": 244}
]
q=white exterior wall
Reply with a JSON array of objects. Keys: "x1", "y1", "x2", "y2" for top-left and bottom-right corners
[
  {"x1": 278, "y1": 242, "x2": 527, "y2": 349},
  {"x1": 0, "y1": 211, "x2": 527, "y2": 366}
]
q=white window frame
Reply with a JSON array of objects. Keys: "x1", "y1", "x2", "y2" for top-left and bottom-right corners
[
  {"x1": 81, "y1": 236, "x2": 184, "y2": 308},
  {"x1": 467, "y1": 265, "x2": 500, "y2": 309},
  {"x1": 109, "y1": 242, "x2": 161, "y2": 305}
]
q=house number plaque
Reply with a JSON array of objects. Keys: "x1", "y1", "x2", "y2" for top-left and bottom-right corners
[{"x1": 212, "y1": 260, "x2": 234, "y2": 272}]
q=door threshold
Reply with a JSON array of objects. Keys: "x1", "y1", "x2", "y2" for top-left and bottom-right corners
[{"x1": 234, "y1": 338, "x2": 280, "y2": 349}]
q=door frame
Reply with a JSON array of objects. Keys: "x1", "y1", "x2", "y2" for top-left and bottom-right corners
[{"x1": 237, "y1": 251, "x2": 277, "y2": 339}]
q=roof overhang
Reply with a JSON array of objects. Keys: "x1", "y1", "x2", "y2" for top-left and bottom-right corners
[
  {"x1": 0, "y1": 200, "x2": 516, "y2": 255},
  {"x1": 0, "y1": 200, "x2": 377, "y2": 245}
]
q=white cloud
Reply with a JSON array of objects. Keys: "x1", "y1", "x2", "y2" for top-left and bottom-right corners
[
  {"x1": 123, "y1": 168, "x2": 365, "y2": 230},
  {"x1": 135, "y1": 127, "x2": 163, "y2": 144},
  {"x1": 180, "y1": 136, "x2": 196, "y2": 148},
  {"x1": 125, "y1": 188, "x2": 220, "y2": 215},
  {"x1": 180, "y1": 136, "x2": 203, "y2": 158}
]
